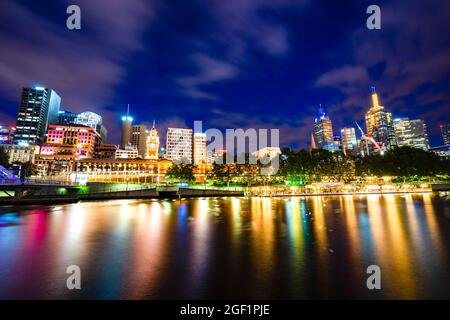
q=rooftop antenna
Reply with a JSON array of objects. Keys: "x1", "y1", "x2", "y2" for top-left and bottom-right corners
[
  {"x1": 152, "y1": 119, "x2": 155, "y2": 128},
  {"x1": 126, "y1": 104, "x2": 130, "y2": 118}
]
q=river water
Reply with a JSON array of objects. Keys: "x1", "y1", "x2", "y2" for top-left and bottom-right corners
[{"x1": 0, "y1": 193, "x2": 449, "y2": 299}]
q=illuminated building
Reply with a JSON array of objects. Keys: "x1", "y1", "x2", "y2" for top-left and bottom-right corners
[
  {"x1": 364, "y1": 86, "x2": 396, "y2": 150},
  {"x1": 313, "y1": 105, "x2": 334, "y2": 152},
  {"x1": 76, "y1": 158, "x2": 173, "y2": 183},
  {"x1": 34, "y1": 124, "x2": 100, "y2": 175},
  {"x1": 115, "y1": 146, "x2": 139, "y2": 159},
  {"x1": 14, "y1": 86, "x2": 61, "y2": 145},
  {"x1": 94, "y1": 144, "x2": 118, "y2": 159},
  {"x1": 0, "y1": 126, "x2": 15, "y2": 144},
  {"x1": 74, "y1": 111, "x2": 107, "y2": 143},
  {"x1": 206, "y1": 148, "x2": 227, "y2": 164},
  {"x1": 193, "y1": 132, "x2": 207, "y2": 164},
  {"x1": 341, "y1": 127, "x2": 357, "y2": 154},
  {"x1": 0, "y1": 144, "x2": 38, "y2": 164},
  {"x1": 120, "y1": 105, "x2": 133, "y2": 148},
  {"x1": 44, "y1": 124, "x2": 99, "y2": 157},
  {"x1": 146, "y1": 121, "x2": 160, "y2": 159},
  {"x1": 394, "y1": 118, "x2": 429, "y2": 151},
  {"x1": 332, "y1": 135, "x2": 342, "y2": 152},
  {"x1": 132, "y1": 124, "x2": 147, "y2": 158},
  {"x1": 166, "y1": 128, "x2": 193, "y2": 164},
  {"x1": 440, "y1": 123, "x2": 450, "y2": 146}
]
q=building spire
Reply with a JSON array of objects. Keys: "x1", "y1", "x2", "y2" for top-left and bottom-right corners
[
  {"x1": 370, "y1": 86, "x2": 380, "y2": 108},
  {"x1": 126, "y1": 104, "x2": 130, "y2": 118},
  {"x1": 310, "y1": 132, "x2": 317, "y2": 150},
  {"x1": 318, "y1": 104, "x2": 326, "y2": 119},
  {"x1": 152, "y1": 119, "x2": 155, "y2": 129}
]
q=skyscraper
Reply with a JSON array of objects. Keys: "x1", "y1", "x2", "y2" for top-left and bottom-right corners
[
  {"x1": 14, "y1": 86, "x2": 61, "y2": 145},
  {"x1": 364, "y1": 86, "x2": 396, "y2": 150},
  {"x1": 166, "y1": 128, "x2": 193, "y2": 164},
  {"x1": 440, "y1": 123, "x2": 450, "y2": 146},
  {"x1": 146, "y1": 121, "x2": 160, "y2": 159},
  {"x1": 193, "y1": 132, "x2": 207, "y2": 164},
  {"x1": 120, "y1": 105, "x2": 133, "y2": 148},
  {"x1": 313, "y1": 105, "x2": 334, "y2": 152},
  {"x1": 394, "y1": 118, "x2": 429, "y2": 151},
  {"x1": 132, "y1": 124, "x2": 147, "y2": 158},
  {"x1": 340, "y1": 127, "x2": 357, "y2": 154}
]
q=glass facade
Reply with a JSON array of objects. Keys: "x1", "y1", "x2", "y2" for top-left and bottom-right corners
[{"x1": 14, "y1": 86, "x2": 61, "y2": 145}]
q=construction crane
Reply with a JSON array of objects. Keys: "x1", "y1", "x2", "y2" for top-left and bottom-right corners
[{"x1": 355, "y1": 122, "x2": 384, "y2": 155}]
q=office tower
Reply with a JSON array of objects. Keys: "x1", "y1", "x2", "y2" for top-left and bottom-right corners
[
  {"x1": 74, "y1": 111, "x2": 108, "y2": 143},
  {"x1": 14, "y1": 86, "x2": 61, "y2": 145},
  {"x1": 193, "y1": 132, "x2": 207, "y2": 164},
  {"x1": 394, "y1": 118, "x2": 429, "y2": 151},
  {"x1": 132, "y1": 124, "x2": 147, "y2": 158},
  {"x1": 440, "y1": 123, "x2": 450, "y2": 146},
  {"x1": 146, "y1": 121, "x2": 160, "y2": 159},
  {"x1": 313, "y1": 105, "x2": 334, "y2": 152},
  {"x1": 364, "y1": 86, "x2": 396, "y2": 150},
  {"x1": 341, "y1": 127, "x2": 357, "y2": 154},
  {"x1": 120, "y1": 105, "x2": 133, "y2": 148},
  {"x1": 166, "y1": 128, "x2": 193, "y2": 164},
  {"x1": 57, "y1": 110, "x2": 79, "y2": 125}
]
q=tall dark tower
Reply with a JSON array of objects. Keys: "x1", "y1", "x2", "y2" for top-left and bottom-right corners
[
  {"x1": 14, "y1": 86, "x2": 61, "y2": 145},
  {"x1": 120, "y1": 104, "x2": 133, "y2": 148}
]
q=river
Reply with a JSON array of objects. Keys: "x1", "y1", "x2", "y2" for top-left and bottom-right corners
[{"x1": 0, "y1": 193, "x2": 449, "y2": 299}]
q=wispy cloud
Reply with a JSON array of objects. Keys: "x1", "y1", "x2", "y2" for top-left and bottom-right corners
[
  {"x1": 177, "y1": 54, "x2": 239, "y2": 100},
  {"x1": 0, "y1": 0, "x2": 156, "y2": 111}
]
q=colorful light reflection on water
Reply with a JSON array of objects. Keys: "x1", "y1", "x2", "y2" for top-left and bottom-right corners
[{"x1": 0, "y1": 194, "x2": 449, "y2": 299}]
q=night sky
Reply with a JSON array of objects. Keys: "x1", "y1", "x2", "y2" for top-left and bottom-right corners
[{"x1": 0, "y1": 0, "x2": 449, "y2": 148}]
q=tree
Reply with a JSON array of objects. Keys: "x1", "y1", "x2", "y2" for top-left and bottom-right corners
[{"x1": 165, "y1": 164, "x2": 195, "y2": 183}]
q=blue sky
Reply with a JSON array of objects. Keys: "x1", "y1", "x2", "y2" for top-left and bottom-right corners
[{"x1": 0, "y1": 0, "x2": 449, "y2": 148}]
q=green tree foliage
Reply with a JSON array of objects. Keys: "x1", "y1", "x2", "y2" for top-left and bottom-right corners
[
  {"x1": 165, "y1": 164, "x2": 196, "y2": 182},
  {"x1": 280, "y1": 146, "x2": 449, "y2": 182}
]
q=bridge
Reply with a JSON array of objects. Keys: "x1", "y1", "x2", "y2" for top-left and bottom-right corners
[{"x1": 0, "y1": 180, "x2": 245, "y2": 205}]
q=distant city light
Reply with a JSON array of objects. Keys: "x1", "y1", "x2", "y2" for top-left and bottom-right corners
[
  {"x1": 121, "y1": 116, "x2": 133, "y2": 122},
  {"x1": 33, "y1": 86, "x2": 45, "y2": 91}
]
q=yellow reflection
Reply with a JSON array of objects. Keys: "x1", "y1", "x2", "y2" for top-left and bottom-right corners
[
  {"x1": 250, "y1": 198, "x2": 275, "y2": 297},
  {"x1": 311, "y1": 196, "x2": 331, "y2": 297},
  {"x1": 342, "y1": 195, "x2": 362, "y2": 262}
]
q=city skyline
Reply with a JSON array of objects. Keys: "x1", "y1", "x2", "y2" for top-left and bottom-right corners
[{"x1": 0, "y1": 1, "x2": 449, "y2": 149}]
